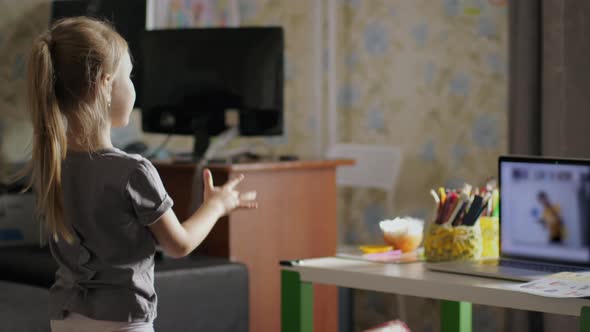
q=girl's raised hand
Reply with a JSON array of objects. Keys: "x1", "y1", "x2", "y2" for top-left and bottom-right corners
[{"x1": 202, "y1": 168, "x2": 258, "y2": 216}]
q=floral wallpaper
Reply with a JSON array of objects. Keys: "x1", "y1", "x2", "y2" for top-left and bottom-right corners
[
  {"x1": 333, "y1": 1, "x2": 508, "y2": 330},
  {"x1": 0, "y1": 0, "x2": 509, "y2": 330},
  {"x1": 336, "y1": 0, "x2": 508, "y2": 244},
  {"x1": 0, "y1": 1, "x2": 50, "y2": 168}
]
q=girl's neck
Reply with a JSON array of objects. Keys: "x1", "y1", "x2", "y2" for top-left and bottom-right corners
[{"x1": 67, "y1": 127, "x2": 113, "y2": 152}]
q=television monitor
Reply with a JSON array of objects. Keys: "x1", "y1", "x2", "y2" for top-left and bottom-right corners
[{"x1": 140, "y1": 27, "x2": 284, "y2": 158}]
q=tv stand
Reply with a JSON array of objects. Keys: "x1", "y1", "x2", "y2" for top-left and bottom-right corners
[{"x1": 192, "y1": 130, "x2": 210, "y2": 162}]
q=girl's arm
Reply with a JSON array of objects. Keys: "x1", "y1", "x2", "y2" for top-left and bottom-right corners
[{"x1": 149, "y1": 169, "x2": 257, "y2": 258}]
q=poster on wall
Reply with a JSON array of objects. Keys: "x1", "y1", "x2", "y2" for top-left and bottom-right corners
[{"x1": 146, "y1": 0, "x2": 239, "y2": 29}]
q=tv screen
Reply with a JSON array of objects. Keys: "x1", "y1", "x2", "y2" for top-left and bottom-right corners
[{"x1": 141, "y1": 27, "x2": 284, "y2": 137}]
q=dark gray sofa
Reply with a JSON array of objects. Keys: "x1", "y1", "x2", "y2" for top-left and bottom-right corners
[{"x1": 0, "y1": 246, "x2": 249, "y2": 332}]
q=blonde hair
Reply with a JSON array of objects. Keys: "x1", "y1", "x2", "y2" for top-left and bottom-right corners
[{"x1": 25, "y1": 17, "x2": 128, "y2": 243}]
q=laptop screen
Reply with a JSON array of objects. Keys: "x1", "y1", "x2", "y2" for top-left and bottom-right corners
[{"x1": 500, "y1": 157, "x2": 590, "y2": 265}]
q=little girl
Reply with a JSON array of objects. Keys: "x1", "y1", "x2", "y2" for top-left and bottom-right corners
[{"x1": 25, "y1": 17, "x2": 257, "y2": 332}]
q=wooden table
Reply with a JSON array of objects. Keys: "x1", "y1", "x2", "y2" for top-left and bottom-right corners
[
  {"x1": 153, "y1": 159, "x2": 354, "y2": 332},
  {"x1": 281, "y1": 257, "x2": 590, "y2": 332}
]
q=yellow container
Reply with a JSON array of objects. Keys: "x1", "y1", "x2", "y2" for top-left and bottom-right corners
[
  {"x1": 479, "y1": 216, "x2": 499, "y2": 258},
  {"x1": 424, "y1": 222, "x2": 483, "y2": 262},
  {"x1": 358, "y1": 245, "x2": 393, "y2": 254}
]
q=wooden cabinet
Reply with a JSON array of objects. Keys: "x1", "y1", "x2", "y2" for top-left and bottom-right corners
[{"x1": 153, "y1": 159, "x2": 353, "y2": 332}]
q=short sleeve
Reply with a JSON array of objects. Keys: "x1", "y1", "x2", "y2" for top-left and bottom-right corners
[{"x1": 126, "y1": 159, "x2": 174, "y2": 226}]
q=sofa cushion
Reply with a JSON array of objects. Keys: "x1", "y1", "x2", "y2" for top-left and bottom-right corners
[
  {"x1": 155, "y1": 258, "x2": 249, "y2": 332},
  {"x1": 0, "y1": 281, "x2": 50, "y2": 332},
  {"x1": 0, "y1": 246, "x2": 56, "y2": 288}
]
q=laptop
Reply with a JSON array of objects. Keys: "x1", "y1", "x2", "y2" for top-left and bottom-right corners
[{"x1": 426, "y1": 155, "x2": 590, "y2": 282}]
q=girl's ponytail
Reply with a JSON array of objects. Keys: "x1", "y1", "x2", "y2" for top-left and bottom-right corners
[
  {"x1": 22, "y1": 17, "x2": 128, "y2": 243},
  {"x1": 26, "y1": 34, "x2": 73, "y2": 243}
]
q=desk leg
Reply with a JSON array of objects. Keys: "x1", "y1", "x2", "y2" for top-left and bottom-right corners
[
  {"x1": 282, "y1": 270, "x2": 314, "y2": 332},
  {"x1": 581, "y1": 307, "x2": 590, "y2": 332},
  {"x1": 441, "y1": 300, "x2": 472, "y2": 332}
]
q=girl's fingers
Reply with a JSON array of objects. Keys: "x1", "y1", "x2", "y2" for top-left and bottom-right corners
[
  {"x1": 224, "y1": 174, "x2": 245, "y2": 190},
  {"x1": 232, "y1": 191, "x2": 240, "y2": 207},
  {"x1": 239, "y1": 201, "x2": 258, "y2": 209},
  {"x1": 240, "y1": 191, "x2": 257, "y2": 201},
  {"x1": 203, "y1": 168, "x2": 215, "y2": 190}
]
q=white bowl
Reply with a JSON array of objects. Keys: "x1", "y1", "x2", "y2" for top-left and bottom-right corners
[{"x1": 379, "y1": 217, "x2": 424, "y2": 253}]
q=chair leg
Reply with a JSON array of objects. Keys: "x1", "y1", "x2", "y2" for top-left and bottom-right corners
[
  {"x1": 395, "y1": 295, "x2": 407, "y2": 323},
  {"x1": 338, "y1": 287, "x2": 354, "y2": 332}
]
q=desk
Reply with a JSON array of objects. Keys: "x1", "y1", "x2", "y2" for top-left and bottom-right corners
[
  {"x1": 280, "y1": 257, "x2": 590, "y2": 332},
  {"x1": 153, "y1": 160, "x2": 354, "y2": 332}
]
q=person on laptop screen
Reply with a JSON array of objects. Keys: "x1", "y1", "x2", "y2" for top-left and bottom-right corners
[{"x1": 537, "y1": 191, "x2": 566, "y2": 244}]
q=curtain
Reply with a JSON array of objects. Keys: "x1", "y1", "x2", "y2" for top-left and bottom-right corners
[
  {"x1": 509, "y1": 0, "x2": 541, "y2": 155},
  {"x1": 541, "y1": 0, "x2": 590, "y2": 158}
]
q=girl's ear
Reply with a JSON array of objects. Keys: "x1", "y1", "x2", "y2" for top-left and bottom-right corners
[
  {"x1": 100, "y1": 73, "x2": 113, "y2": 107},
  {"x1": 102, "y1": 73, "x2": 112, "y2": 90}
]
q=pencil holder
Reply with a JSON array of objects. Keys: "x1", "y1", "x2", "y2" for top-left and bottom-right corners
[
  {"x1": 479, "y1": 216, "x2": 499, "y2": 258},
  {"x1": 423, "y1": 222, "x2": 483, "y2": 262}
]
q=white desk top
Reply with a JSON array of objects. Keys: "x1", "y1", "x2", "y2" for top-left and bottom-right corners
[{"x1": 283, "y1": 257, "x2": 590, "y2": 317}]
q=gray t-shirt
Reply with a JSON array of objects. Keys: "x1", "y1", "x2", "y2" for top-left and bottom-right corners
[{"x1": 48, "y1": 147, "x2": 173, "y2": 322}]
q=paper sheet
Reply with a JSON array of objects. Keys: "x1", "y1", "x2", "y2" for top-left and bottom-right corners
[
  {"x1": 512, "y1": 271, "x2": 590, "y2": 298},
  {"x1": 337, "y1": 246, "x2": 423, "y2": 264}
]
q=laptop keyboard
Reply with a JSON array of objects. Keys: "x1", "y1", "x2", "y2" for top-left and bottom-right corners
[{"x1": 499, "y1": 259, "x2": 587, "y2": 273}]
